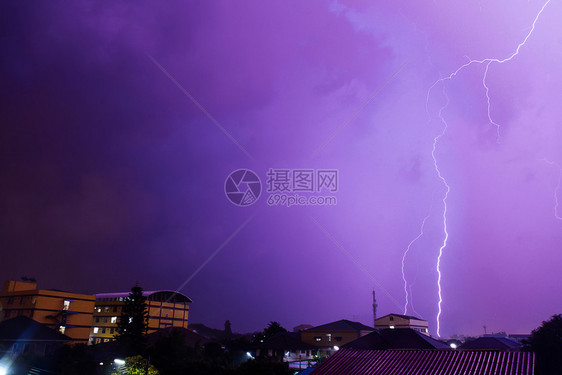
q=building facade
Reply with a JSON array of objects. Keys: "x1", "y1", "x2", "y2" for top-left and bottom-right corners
[
  {"x1": 374, "y1": 314, "x2": 429, "y2": 335},
  {"x1": 300, "y1": 319, "x2": 375, "y2": 356},
  {"x1": 0, "y1": 280, "x2": 95, "y2": 343},
  {"x1": 89, "y1": 290, "x2": 192, "y2": 344}
]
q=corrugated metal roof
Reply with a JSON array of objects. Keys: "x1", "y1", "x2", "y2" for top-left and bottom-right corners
[{"x1": 310, "y1": 349, "x2": 534, "y2": 375}]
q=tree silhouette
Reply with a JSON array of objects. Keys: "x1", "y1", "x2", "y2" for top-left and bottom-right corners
[
  {"x1": 526, "y1": 314, "x2": 562, "y2": 375},
  {"x1": 117, "y1": 284, "x2": 149, "y2": 355}
]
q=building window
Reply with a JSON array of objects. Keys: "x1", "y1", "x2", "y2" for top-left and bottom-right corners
[
  {"x1": 389, "y1": 325, "x2": 395, "y2": 329},
  {"x1": 63, "y1": 300, "x2": 70, "y2": 311},
  {"x1": 93, "y1": 327, "x2": 99, "y2": 334},
  {"x1": 326, "y1": 334, "x2": 332, "y2": 342},
  {"x1": 4, "y1": 310, "x2": 11, "y2": 318},
  {"x1": 335, "y1": 337, "x2": 342, "y2": 342},
  {"x1": 103, "y1": 317, "x2": 108, "y2": 323},
  {"x1": 19, "y1": 296, "x2": 24, "y2": 305},
  {"x1": 7, "y1": 297, "x2": 14, "y2": 305},
  {"x1": 104, "y1": 307, "x2": 109, "y2": 312},
  {"x1": 110, "y1": 328, "x2": 114, "y2": 334},
  {"x1": 102, "y1": 328, "x2": 106, "y2": 334},
  {"x1": 314, "y1": 337, "x2": 322, "y2": 342},
  {"x1": 113, "y1": 306, "x2": 117, "y2": 312},
  {"x1": 111, "y1": 316, "x2": 117, "y2": 323},
  {"x1": 95, "y1": 317, "x2": 100, "y2": 323},
  {"x1": 390, "y1": 316, "x2": 394, "y2": 321},
  {"x1": 96, "y1": 307, "x2": 101, "y2": 313},
  {"x1": 59, "y1": 326, "x2": 66, "y2": 334}
]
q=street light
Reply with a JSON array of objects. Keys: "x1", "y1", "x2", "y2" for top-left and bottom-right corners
[{"x1": 114, "y1": 358, "x2": 126, "y2": 366}]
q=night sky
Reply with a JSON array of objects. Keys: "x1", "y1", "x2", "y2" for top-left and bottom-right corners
[{"x1": 1, "y1": 1, "x2": 561, "y2": 337}]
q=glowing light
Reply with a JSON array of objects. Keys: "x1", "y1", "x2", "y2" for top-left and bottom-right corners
[
  {"x1": 0, "y1": 365, "x2": 7, "y2": 375},
  {"x1": 334, "y1": 346, "x2": 340, "y2": 351},
  {"x1": 426, "y1": 0, "x2": 552, "y2": 337},
  {"x1": 450, "y1": 343, "x2": 457, "y2": 349},
  {"x1": 402, "y1": 213, "x2": 430, "y2": 315},
  {"x1": 114, "y1": 359, "x2": 125, "y2": 365}
]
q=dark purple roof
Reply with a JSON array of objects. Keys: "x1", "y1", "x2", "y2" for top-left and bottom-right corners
[
  {"x1": 0, "y1": 317, "x2": 71, "y2": 342},
  {"x1": 459, "y1": 337, "x2": 523, "y2": 351},
  {"x1": 307, "y1": 320, "x2": 375, "y2": 332},
  {"x1": 310, "y1": 349, "x2": 535, "y2": 375},
  {"x1": 344, "y1": 329, "x2": 449, "y2": 350}
]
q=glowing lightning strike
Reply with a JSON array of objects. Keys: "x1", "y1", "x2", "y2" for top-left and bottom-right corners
[
  {"x1": 428, "y1": 0, "x2": 552, "y2": 142},
  {"x1": 426, "y1": 0, "x2": 552, "y2": 337},
  {"x1": 431, "y1": 90, "x2": 451, "y2": 337},
  {"x1": 402, "y1": 213, "x2": 431, "y2": 315}
]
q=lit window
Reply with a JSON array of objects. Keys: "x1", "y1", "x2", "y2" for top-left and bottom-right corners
[
  {"x1": 326, "y1": 334, "x2": 332, "y2": 342},
  {"x1": 93, "y1": 327, "x2": 99, "y2": 334},
  {"x1": 111, "y1": 316, "x2": 117, "y2": 323},
  {"x1": 63, "y1": 300, "x2": 70, "y2": 310},
  {"x1": 59, "y1": 326, "x2": 66, "y2": 334},
  {"x1": 315, "y1": 337, "x2": 322, "y2": 342},
  {"x1": 104, "y1": 307, "x2": 109, "y2": 312},
  {"x1": 389, "y1": 325, "x2": 395, "y2": 329}
]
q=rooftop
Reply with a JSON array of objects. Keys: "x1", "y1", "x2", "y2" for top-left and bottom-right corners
[
  {"x1": 311, "y1": 349, "x2": 535, "y2": 375},
  {"x1": 307, "y1": 320, "x2": 375, "y2": 332}
]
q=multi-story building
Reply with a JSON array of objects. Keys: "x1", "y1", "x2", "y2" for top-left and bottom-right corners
[
  {"x1": 89, "y1": 290, "x2": 192, "y2": 344},
  {"x1": 300, "y1": 319, "x2": 375, "y2": 356},
  {"x1": 374, "y1": 313, "x2": 430, "y2": 335},
  {"x1": 0, "y1": 280, "x2": 95, "y2": 343}
]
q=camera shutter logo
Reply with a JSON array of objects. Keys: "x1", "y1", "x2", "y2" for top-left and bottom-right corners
[{"x1": 225, "y1": 169, "x2": 262, "y2": 206}]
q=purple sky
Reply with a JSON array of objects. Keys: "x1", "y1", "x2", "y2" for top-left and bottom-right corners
[{"x1": 1, "y1": 0, "x2": 561, "y2": 337}]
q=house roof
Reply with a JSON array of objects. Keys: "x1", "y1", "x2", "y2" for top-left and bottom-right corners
[
  {"x1": 259, "y1": 332, "x2": 317, "y2": 351},
  {"x1": 343, "y1": 329, "x2": 449, "y2": 350},
  {"x1": 0, "y1": 317, "x2": 71, "y2": 342},
  {"x1": 310, "y1": 349, "x2": 535, "y2": 375},
  {"x1": 95, "y1": 290, "x2": 192, "y2": 303},
  {"x1": 375, "y1": 314, "x2": 425, "y2": 321},
  {"x1": 459, "y1": 337, "x2": 523, "y2": 351},
  {"x1": 307, "y1": 320, "x2": 375, "y2": 332}
]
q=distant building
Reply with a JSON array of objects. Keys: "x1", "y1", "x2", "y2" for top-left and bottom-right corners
[
  {"x1": 374, "y1": 313, "x2": 429, "y2": 335},
  {"x1": 257, "y1": 331, "x2": 318, "y2": 363},
  {"x1": 0, "y1": 280, "x2": 95, "y2": 343},
  {"x1": 89, "y1": 290, "x2": 192, "y2": 344},
  {"x1": 301, "y1": 319, "x2": 375, "y2": 356},
  {"x1": 293, "y1": 324, "x2": 314, "y2": 332}
]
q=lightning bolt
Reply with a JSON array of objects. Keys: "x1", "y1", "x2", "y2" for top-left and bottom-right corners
[
  {"x1": 426, "y1": 0, "x2": 552, "y2": 337},
  {"x1": 402, "y1": 213, "x2": 431, "y2": 315},
  {"x1": 428, "y1": 0, "x2": 551, "y2": 141},
  {"x1": 541, "y1": 159, "x2": 562, "y2": 220},
  {"x1": 431, "y1": 89, "x2": 450, "y2": 338}
]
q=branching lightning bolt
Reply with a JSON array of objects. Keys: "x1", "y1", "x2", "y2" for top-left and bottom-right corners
[
  {"x1": 431, "y1": 90, "x2": 450, "y2": 337},
  {"x1": 428, "y1": 0, "x2": 552, "y2": 142},
  {"x1": 426, "y1": 0, "x2": 551, "y2": 337},
  {"x1": 541, "y1": 159, "x2": 562, "y2": 220},
  {"x1": 402, "y1": 213, "x2": 431, "y2": 315}
]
